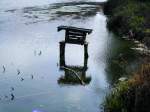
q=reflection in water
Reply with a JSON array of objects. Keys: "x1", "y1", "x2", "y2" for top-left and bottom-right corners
[
  {"x1": 58, "y1": 48, "x2": 91, "y2": 85},
  {"x1": 105, "y1": 34, "x2": 142, "y2": 84},
  {"x1": 3, "y1": 2, "x2": 103, "y2": 25},
  {"x1": 0, "y1": 0, "x2": 106, "y2": 10},
  {"x1": 58, "y1": 65, "x2": 91, "y2": 85},
  {"x1": 57, "y1": 25, "x2": 92, "y2": 85},
  {"x1": 0, "y1": 0, "x2": 135, "y2": 111}
]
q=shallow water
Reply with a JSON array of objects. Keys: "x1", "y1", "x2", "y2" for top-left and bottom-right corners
[{"x1": 0, "y1": 0, "x2": 140, "y2": 112}]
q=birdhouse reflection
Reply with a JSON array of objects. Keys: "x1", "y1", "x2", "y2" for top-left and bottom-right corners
[
  {"x1": 57, "y1": 26, "x2": 92, "y2": 85},
  {"x1": 58, "y1": 65, "x2": 91, "y2": 85},
  {"x1": 58, "y1": 43, "x2": 91, "y2": 85}
]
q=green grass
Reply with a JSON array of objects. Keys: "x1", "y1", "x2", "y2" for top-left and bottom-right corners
[{"x1": 103, "y1": 81, "x2": 129, "y2": 112}]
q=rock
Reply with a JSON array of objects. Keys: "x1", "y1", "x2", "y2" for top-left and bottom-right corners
[
  {"x1": 137, "y1": 43, "x2": 145, "y2": 48},
  {"x1": 118, "y1": 77, "x2": 128, "y2": 81},
  {"x1": 134, "y1": 41, "x2": 139, "y2": 44}
]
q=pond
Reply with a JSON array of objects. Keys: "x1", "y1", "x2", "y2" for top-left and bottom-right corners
[{"x1": 0, "y1": 0, "x2": 140, "y2": 112}]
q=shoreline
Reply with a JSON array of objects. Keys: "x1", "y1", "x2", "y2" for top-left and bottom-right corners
[{"x1": 103, "y1": 0, "x2": 150, "y2": 112}]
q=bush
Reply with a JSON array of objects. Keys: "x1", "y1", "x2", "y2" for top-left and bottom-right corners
[{"x1": 104, "y1": 0, "x2": 150, "y2": 44}]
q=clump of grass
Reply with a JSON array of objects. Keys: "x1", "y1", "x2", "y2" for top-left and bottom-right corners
[{"x1": 103, "y1": 81, "x2": 129, "y2": 112}]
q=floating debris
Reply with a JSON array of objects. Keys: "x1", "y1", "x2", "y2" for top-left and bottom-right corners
[
  {"x1": 34, "y1": 50, "x2": 42, "y2": 56},
  {"x1": 10, "y1": 93, "x2": 15, "y2": 100},
  {"x1": 31, "y1": 75, "x2": 34, "y2": 79},
  {"x1": 17, "y1": 69, "x2": 21, "y2": 75},
  {"x1": 20, "y1": 2, "x2": 103, "y2": 24},
  {"x1": 21, "y1": 78, "x2": 24, "y2": 81},
  {"x1": 5, "y1": 9, "x2": 17, "y2": 13},
  {"x1": 38, "y1": 51, "x2": 42, "y2": 56},
  {"x1": 4, "y1": 95, "x2": 8, "y2": 99},
  {"x1": 11, "y1": 87, "x2": 15, "y2": 91},
  {"x1": 33, "y1": 15, "x2": 38, "y2": 18},
  {"x1": 2, "y1": 65, "x2": 6, "y2": 73}
]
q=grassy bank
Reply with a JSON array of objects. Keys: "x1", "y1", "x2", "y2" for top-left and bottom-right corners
[
  {"x1": 104, "y1": 63, "x2": 150, "y2": 112},
  {"x1": 104, "y1": 0, "x2": 150, "y2": 48},
  {"x1": 103, "y1": 0, "x2": 150, "y2": 112}
]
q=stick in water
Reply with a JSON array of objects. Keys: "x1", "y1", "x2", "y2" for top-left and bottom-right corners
[
  {"x1": 2, "y1": 65, "x2": 6, "y2": 73},
  {"x1": 17, "y1": 69, "x2": 20, "y2": 75},
  {"x1": 10, "y1": 93, "x2": 15, "y2": 100},
  {"x1": 61, "y1": 66, "x2": 85, "y2": 85}
]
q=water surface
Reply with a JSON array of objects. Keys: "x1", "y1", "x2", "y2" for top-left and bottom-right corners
[{"x1": 0, "y1": 0, "x2": 139, "y2": 112}]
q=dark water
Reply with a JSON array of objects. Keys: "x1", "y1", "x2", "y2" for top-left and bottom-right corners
[{"x1": 0, "y1": 0, "x2": 140, "y2": 112}]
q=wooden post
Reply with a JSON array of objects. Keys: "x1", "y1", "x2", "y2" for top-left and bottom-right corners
[
  {"x1": 84, "y1": 43, "x2": 88, "y2": 59},
  {"x1": 59, "y1": 41, "x2": 66, "y2": 67}
]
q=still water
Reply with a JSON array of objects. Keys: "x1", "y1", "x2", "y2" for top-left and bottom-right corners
[{"x1": 0, "y1": 0, "x2": 139, "y2": 112}]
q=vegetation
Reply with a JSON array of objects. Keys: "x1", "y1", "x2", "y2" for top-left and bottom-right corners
[
  {"x1": 104, "y1": 63, "x2": 150, "y2": 112},
  {"x1": 104, "y1": 0, "x2": 150, "y2": 47},
  {"x1": 103, "y1": 0, "x2": 150, "y2": 111}
]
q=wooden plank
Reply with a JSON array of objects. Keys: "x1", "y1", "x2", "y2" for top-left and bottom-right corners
[
  {"x1": 68, "y1": 30, "x2": 86, "y2": 35},
  {"x1": 68, "y1": 35, "x2": 84, "y2": 38},
  {"x1": 57, "y1": 26, "x2": 92, "y2": 34},
  {"x1": 68, "y1": 32, "x2": 85, "y2": 37}
]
